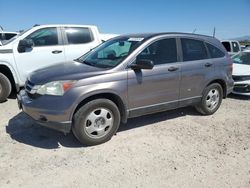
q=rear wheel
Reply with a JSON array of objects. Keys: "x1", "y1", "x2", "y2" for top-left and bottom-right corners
[
  {"x1": 0, "y1": 73, "x2": 11, "y2": 103},
  {"x1": 195, "y1": 83, "x2": 223, "y2": 115},
  {"x1": 73, "y1": 99, "x2": 121, "y2": 146}
]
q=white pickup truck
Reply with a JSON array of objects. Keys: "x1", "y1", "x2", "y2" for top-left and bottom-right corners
[{"x1": 0, "y1": 24, "x2": 116, "y2": 102}]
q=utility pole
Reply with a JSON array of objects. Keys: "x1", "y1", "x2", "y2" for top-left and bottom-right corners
[{"x1": 192, "y1": 28, "x2": 197, "y2": 33}]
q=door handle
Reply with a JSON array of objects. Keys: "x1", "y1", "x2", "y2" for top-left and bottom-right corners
[
  {"x1": 168, "y1": 66, "x2": 179, "y2": 72},
  {"x1": 205, "y1": 62, "x2": 213, "y2": 67},
  {"x1": 52, "y1": 50, "x2": 62, "y2": 54}
]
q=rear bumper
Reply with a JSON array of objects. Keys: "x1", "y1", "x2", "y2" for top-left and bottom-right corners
[{"x1": 17, "y1": 90, "x2": 72, "y2": 133}]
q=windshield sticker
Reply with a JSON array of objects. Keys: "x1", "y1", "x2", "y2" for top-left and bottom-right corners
[{"x1": 128, "y1": 38, "x2": 144, "y2": 42}]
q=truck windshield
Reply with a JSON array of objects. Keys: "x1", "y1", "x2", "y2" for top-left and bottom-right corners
[
  {"x1": 77, "y1": 37, "x2": 144, "y2": 68},
  {"x1": 233, "y1": 52, "x2": 250, "y2": 65}
]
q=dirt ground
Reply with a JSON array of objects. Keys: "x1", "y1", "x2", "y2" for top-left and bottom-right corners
[{"x1": 0, "y1": 95, "x2": 250, "y2": 188}]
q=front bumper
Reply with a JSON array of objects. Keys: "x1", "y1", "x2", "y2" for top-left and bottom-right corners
[
  {"x1": 232, "y1": 80, "x2": 250, "y2": 96},
  {"x1": 17, "y1": 90, "x2": 72, "y2": 133}
]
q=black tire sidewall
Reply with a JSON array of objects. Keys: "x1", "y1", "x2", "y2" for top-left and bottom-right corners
[
  {"x1": 200, "y1": 83, "x2": 223, "y2": 115},
  {"x1": 0, "y1": 73, "x2": 11, "y2": 102},
  {"x1": 73, "y1": 99, "x2": 120, "y2": 146}
]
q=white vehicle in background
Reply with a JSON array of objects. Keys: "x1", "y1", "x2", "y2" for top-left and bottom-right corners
[
  {"x1": 232, "y1": 49, "x2": 250, "y2": 96},
  {"x1": 100, "y1": 33, "x2": 119, "y2": 42},
  {"x1": 0, "y1": 24, "x2": 117, "y2": 102},
  {"x1": 0, "y1": 31, "x2": 19, "y2": 45},
  {"x1": 221, "y1": 40, "x2": 241, "y2": 56}
]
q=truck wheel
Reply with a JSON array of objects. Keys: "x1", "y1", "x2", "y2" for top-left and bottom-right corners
[
  {"x1": 0, "y1": 73, "x2": 11, "y2": 103},
  {"x1": 195, "y1": 83, "x2": 223, "y2": 115},
  {"x1": 73, "y1": 99, "x2": 121, "y2": 146}
]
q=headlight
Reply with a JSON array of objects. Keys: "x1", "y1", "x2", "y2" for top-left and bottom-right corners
[{"x1": 36, "y1": 80, "x2": 76, "y2": 96}]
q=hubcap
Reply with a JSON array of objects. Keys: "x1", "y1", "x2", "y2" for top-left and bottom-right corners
[
  {"x1": 84, "y1": 108, "x2": 114, "y2": 139},
  {"x1": 206, "y1": 89, "x2": 220, "y2": 110}
]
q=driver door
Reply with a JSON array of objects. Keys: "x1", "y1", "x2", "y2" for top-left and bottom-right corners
[
  {"x1": 128, "y1": 38, "x2": 181, "y2": 117},
  {"x1": 14, "y1": 27, "x2": 65, "y2": 83}
]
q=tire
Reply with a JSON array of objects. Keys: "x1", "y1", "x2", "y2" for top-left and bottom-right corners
[
  {"x1": 0, "y1": 73, "x2": 11, "y2": 103},
  {"x1": 195, "y1": 83, "x2": 223, "y2": 115},
  {"x1": 72, "y1": 99, "x2": 121, "y2": 146}
]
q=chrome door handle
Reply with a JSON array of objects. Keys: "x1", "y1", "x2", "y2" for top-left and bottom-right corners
[
  {"x1": 205, "y1": 63, "x2": 212, "y2": 67},
  {"x1": 168, "y1": 66, "x2": 179, "y2": 72}
]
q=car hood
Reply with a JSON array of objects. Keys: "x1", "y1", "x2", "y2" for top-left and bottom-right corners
[
  {"x1": 29, "y1": 61, "x2": 109, "y2": 85},
  {"x1": 233, "y1": 63, "x2": 250, "y2": 76}
]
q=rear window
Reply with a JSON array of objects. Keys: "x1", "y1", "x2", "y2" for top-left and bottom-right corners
[
  {"x1": 222, "y1": 42, "x2": 231, "y2": 52},
  {"x1": 181, "y1": 38, "x2": 208, "y2": 61},
  {"x1": 206, "y1": 43, "x2": 225, "y2": 58},
  {"x1": 65, "y1": 27, "x2": 93, "y2": 44}
]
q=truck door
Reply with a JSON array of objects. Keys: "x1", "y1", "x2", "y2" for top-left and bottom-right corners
[{"x1": 14, "y1": 27, "x2": 65, "y2": 83}]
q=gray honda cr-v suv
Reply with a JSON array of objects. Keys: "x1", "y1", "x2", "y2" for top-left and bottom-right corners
[{"x1": 17, "y1": 33, "x2": 234, "y2": 145}]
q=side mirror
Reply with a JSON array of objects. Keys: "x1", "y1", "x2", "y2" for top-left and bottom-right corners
[
  {"x1": 130, "y1": 59, "x2": 154, "y2": 70},
  {"x1": 18, "y1": 39, "x2": 34, "y2": 53}
]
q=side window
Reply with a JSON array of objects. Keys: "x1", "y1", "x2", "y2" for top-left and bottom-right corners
[
  {"x1": 222, "y1": 42, "x2": 231, "y2": 52},
  {"x1": 137, "y1": 38, "x2": 177, "y2": 65},
  {"x1": 181, "y1": 38, "x2": 208, "y2": 61},
  {"x1": 65, "y1": 27, "x2": 93, "y2": 44},
  {"x1": 5, "y1": 33, "x2": 17, "y2": 40},
  {"x1": 26, "y1": 28, "x2": 58, "y2": 47},
  {"x1": 232, "y1": 42, "x2": 240, "y2": 52},
  {"x1": 0, "y1": 33, "x2": 3, "y2": 40},
  {"x1": 206, "y1": 43, "x2": 225, "y2": 58}
]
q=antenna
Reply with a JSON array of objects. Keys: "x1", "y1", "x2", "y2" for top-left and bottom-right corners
[
  {"x1": 192, "y1": 28, "x2": 197, "y2": 33},
  {"x1": 213, "y1": 27, "x2": 216, "y2": 37},
  {"x1": 0, "y1": 25, "x2": 3, "y2": 31}
]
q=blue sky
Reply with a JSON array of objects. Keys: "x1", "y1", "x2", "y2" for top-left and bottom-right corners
[{"x1": 1, "y1": 0, "x2": 250, "y2": 39}]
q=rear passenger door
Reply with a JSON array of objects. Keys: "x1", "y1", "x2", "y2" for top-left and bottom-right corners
[
  {"x1": 128, "y1": 38, "x2": 181, "y2": 117},
  {"x1": 179, "y1": 38, "x2": 214, "y2": 105},
  {"x1": 62, "y1": 27, "x2": 100, "y2": 61}
]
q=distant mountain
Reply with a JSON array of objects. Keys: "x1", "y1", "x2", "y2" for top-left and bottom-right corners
[{"x1": 231, "y1": 36, "x2": 250, "y2": 41}]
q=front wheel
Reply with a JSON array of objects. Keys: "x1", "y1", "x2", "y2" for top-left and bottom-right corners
[
  {"x1": 195, "y1": 83, "x2": 223, "y2": 115},
  {"x1": 72, "y1": 99, "x2": 121, "y2": 146}
]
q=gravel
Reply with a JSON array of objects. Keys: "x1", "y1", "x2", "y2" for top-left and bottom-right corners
[{"x1": 0, "y1": 95, "x2": 250, "y2": 188}]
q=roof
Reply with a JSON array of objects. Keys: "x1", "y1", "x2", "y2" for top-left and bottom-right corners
[{"x1": 117, "y1": 32, "x2": 216, "y2": 40}]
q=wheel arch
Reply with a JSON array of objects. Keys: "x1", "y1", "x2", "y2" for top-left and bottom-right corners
[
  {"x1": 0, "y1": 63, "x2": 19, "y2": 92},
  {"x1": 206, "y1": 79, "x2": 227, "y2": 98},
  {"x1": 71, "y1": 92, "x2": 128, "y2": 124}
]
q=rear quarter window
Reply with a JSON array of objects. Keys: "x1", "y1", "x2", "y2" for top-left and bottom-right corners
[
  {"x1": 232, "y1": 42, "x2": 240, "y2": 52},
  {"x1": 181, "y1": 38, "x2": 208, "y2": 61},
  {"x1": 206, "y1": 43, "x2": 225, "y2": 58}
]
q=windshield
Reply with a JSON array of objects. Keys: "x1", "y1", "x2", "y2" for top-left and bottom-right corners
[
  {"x1": 77, "y1": 37, "x2": 144, "y2": 68},
  {"x1": 233, "y1": 51, "x2": 250, "y2": 65},
  {"x1": 1, "y1": 28, "x2": 31, "y2": 45}
]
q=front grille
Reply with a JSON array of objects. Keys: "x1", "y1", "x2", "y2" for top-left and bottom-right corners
[
  {"x1": 233, "y1": 75, "x2": 250, "y2": 82},
  {"x1": 233, "y1": 84, "x2": 250, "y2": 93},
  {"x1": 25, "y1": 80, "x2": 35, "y2": 93},
  {"x1": 25, "y1": 80, "x2": 40, "y2": 99}
]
